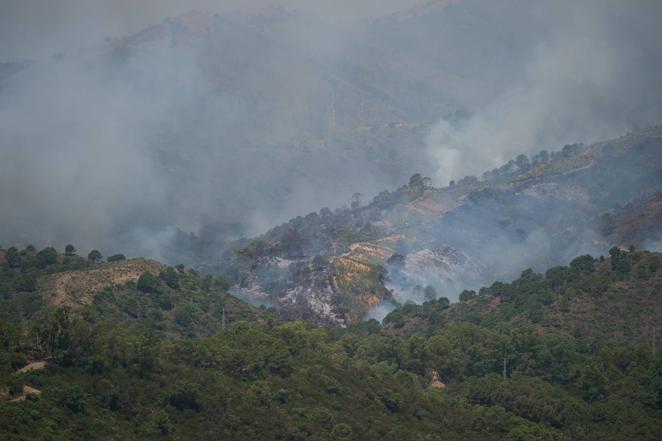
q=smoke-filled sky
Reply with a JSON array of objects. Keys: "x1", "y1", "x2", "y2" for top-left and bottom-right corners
[
  {"x1": 0, "y1": 0, "x2": 661, "y2": 260},
  {"x1": 0, "y1": 0, "x2": 426, "y2": 60},
  {"x1": 427, "y1": 0, "x2": 662, "y2": 183}
]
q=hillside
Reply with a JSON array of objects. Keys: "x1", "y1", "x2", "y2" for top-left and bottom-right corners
[
  {"x1": 0, "y1": 246, "x2": 264, "y2": 339},
  {"x1": 0, "y1": 248, "x2": 660, "y2": 440},
  {"x1": 220, "y1": 127, "x2": 662, "y2": 324},
  {"x1": 384, "y1": 250, "x2": 661, "y2": 345}
]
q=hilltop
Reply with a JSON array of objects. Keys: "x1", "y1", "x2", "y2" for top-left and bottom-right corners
[{"x1": 0, "y1": 246, "x2": 265, "y2": 339}]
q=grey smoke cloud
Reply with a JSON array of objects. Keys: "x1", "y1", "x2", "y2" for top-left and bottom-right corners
[
  {"x1": 1, "y1": 4, "x2": 411, "y2": 257},
  {"x1": 427, "y1": 0, "x2": 662, "y2": 184},
  {"x1": 0, "y1": 0, "x2": 660, "y2": 264},
  {"x1": 0, "y1": 0, "x2": 425, "y2": 60}
]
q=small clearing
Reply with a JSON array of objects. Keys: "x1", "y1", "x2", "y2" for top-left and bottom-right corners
[
  {"x1": 17, "y1": 361, "x2": 46, "y2": 374},
  {"x1": 43, "y1": 258, "x2": 166, "y2": 308},
  {"x1": 9, "y1": 385, "x2": 41, "y2": 402}
]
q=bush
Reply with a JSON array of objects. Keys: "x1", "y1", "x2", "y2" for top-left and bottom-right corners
[
  {"x1": 36, "y1": 247, "x2": 58, "y2": 268},
  {"x1": 107, "y1": 254, "x2": 126, "y2": 263},
  {"x1": 168, "y1": 381, "x2": 200, "y2": 411},
  {"x1": 331, "y1": 423, "x2": 353, "y2": 440},
  {"x1": 460, "y1": 290, "x2": 477, "y2": 302},
  {"x1": 87, "y1": 250, "x2": 102, "y2": 263},
  {"x1": 137, "y1": 272, "x2": 162, "y2": 294},
  {"x1": 5, "y1": 247, "x2": 20, "y2": 268},
  {"x1": 569, "y1": 255, "x2": 595, "y2": 273},
  {"x1": 174, "y1": 305, "x2": 197, "y2": 328},
  {"x1": 437, "y1": 296, "x2": 450, "y2": 308},
  {"x1": 609, "y1": 247, "x2": 630, "y2": 273},
  {"x1": 64, "y1": 244, "x2": 77, "y2": 256},
  {"x1": 159, "y1": 268, "x2": 180, "y2": 289},
  {"x1": 378, "y1": 388, "x2": 402, "y2": 413},
  {"x1": 14, "y1": 273, "x2": 37, "y2": 292}
]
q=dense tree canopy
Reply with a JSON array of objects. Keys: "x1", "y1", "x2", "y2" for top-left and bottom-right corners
[{"x1": 0, "y1": 249, "x2": 659, "y2": 440}]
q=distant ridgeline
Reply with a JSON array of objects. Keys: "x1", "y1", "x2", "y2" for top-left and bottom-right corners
[
  {"x1": 214, "y1": 127, "x2": 662, "y2": 325},
  {"x1": 0, "y1": 242, "x2": 660, "y2": 440}
]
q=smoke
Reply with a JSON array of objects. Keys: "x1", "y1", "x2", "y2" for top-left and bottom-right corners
[
  {"x1": 0, "y1": 0, "x2": 426, "y2": 60},
  {"x1": 0, "y1": 5, "x2": 417, "y2": 259},
  {"x1": 365, "y1": 301, "x2": 397, "y2": 321},
  {"x1": 0, "y1": 57, "x2": 168, "y2": 252},
  {"x1": 427, "y1": 0, "x2": 662, "y2": 184},
  {"x1": 644, "y1": 240, "x2": 662, "y2": 253},
  {"x1": 1, "y1": 0, "x2": 660, "y2": 266}
]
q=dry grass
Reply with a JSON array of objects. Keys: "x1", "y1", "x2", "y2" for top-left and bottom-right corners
[{"x1": 42, "y1": 258, "x2": 166, "y2": 308}]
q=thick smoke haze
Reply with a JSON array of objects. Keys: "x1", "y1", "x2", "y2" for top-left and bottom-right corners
[
  {"x1": 1, "y1": 0, "x2": 661, "y2": 263},
  {"x1": 0, "y1": 0, "x2": 425, "y2": 60},
  {"x1": 428, "y1": 0, "x2": 662, "y2": 184}
]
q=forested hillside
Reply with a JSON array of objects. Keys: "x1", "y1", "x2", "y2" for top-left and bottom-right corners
[
  {"x1": 0, "y1": 245, "x2": 659, "y2": 440},
  {"x1": 1, "y1": 1, "x2": 661, "y2": 440}
]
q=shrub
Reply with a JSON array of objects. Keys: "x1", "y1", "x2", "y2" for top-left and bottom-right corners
[
  {"x1": 36, "y1": 247, "x2": 58, "y2": 268},
  {"x1": 5, "y1": 247, "x2": 21, "y2": 268},
  {"x1": 460, "y1": 289, "x2": 477, "y2": 302},
  {"x1": 168, "y1": 381, "x2": 200, "y2": 411},
  {"x1": 159, "y1": 268, "x2": 180, "y2": 289},
  {"x1": 14, "y1": 273, "x2": 37, "y2": 292},
  {"x1": 87, "y1": 250, "x2": 102, "y2": 263},
  {"x1": 137, "y1": 272, "x2": 162, "y2": 294},
  {"x1": 107, "y1": 254, "x2": 126, "y2": 263}
]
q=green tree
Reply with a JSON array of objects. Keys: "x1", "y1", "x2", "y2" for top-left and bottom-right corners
[
  {"x1": 64, "y1": 244, "x2": 77, "y2": 256},
  {"x1": 107, "y1": 254, "x2": 126, "y2": 263},
  {"x1": 31, "y1": 308, "x2": 72, "y2": 359},
  {"x1": 609, "y1": 247, "x2": 631, "y2": 272},
  {"x1": 409, "y1": 173, "x2": 423, "y2": 187},
  {"x1": 159, "y1": 268, "x2": 180, "y2": 289},
  {"x1": 87, "y1": 249, "x2": 102, "y2": 263},
  {"x1": 459, "y1": 289, "x2": 477, "y2": 302},
  {"x1": 331, "y1": 423, "x2": 353, "y2": 440},
  {"x1": 14, "y1": 273, "x2": 37, "y2": 292},
  {"x1": 4, "y1": 247, "x2": 20, "y2": 268},
  {"x1": 36, "y1": 247, "x2": 58, "y2": 268},
  {"x1": 137, "y1": 272, "x2": 162, "y2": 294},
  {"x1": 168, "y1": 381, "x2": 200, "y2": 411}
]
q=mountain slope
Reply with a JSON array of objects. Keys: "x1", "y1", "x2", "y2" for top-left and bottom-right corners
[
  {"x1": 221, "y1": 127, "x2": 662, "y2": 324},
  {"x1": 384, "y1": 250, "x2": 661, "y2": 345}
]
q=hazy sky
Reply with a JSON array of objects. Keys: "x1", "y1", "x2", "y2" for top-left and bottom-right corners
[{"x1": 0, "y1": 0, "x2": 426, "y2": 60}]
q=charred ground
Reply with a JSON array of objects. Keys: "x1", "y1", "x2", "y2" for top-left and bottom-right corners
[{"x1": 218, "y1": 127, "x2": 662, "y2": 324}]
